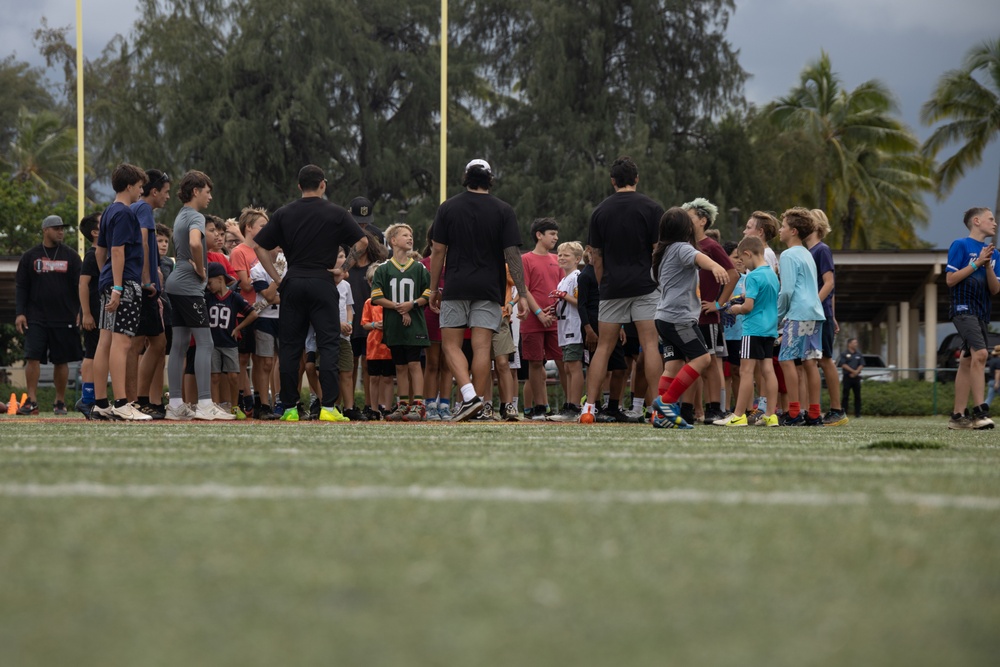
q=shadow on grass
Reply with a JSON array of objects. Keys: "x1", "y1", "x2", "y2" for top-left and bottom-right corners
[{"x1": 862, "y1": 440, "x2": 947, "y2": 451}]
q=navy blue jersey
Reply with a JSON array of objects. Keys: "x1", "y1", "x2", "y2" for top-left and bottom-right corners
[
  {"x1": 206, "y1": 289, "x2": 254, "y2": 348},
  {"x1": 947, "y1": 237, "x2": 1000, "y2": 321}
]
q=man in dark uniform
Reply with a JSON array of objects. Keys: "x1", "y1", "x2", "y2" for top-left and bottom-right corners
[
  {"x1": 254, "y1": 165, "x2": 369, "y2": 422},
  {"x1": 837, "y1": 338, "x2": 865, "y2": 418}
]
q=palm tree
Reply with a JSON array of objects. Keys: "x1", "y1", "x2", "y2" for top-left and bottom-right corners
[
  {"x1": 921, "y1": 37, "x2": 1000, "y2": 218},
  {"x1": 2, "y1": 107, "x2": 79, "y2": 198},
  {"x1": 768, "y1": 52, "x2": 933, "y2": 249}
]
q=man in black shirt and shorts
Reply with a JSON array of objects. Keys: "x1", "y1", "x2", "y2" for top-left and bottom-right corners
[
  {"x1": 580, "y1": 156, "x2": 665, "y2": 423},
  {"x1": 428, "y1": 159, "x2": 526, "y2": 421},
  {"x1": 254, "y1": 164, "x2": 369, "y2": 422}
]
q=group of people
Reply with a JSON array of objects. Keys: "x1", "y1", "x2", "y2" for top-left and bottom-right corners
[{"x1": 11, "y1": 156, "x2": 997, "y2": 430}]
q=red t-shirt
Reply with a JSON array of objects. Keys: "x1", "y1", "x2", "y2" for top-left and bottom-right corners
[
  {"x1": 521, "y1": 250, "x2": 561, "y2": 333},
  {"x1": 697, "y1": 237, "x2": 735, "y2": 325}
]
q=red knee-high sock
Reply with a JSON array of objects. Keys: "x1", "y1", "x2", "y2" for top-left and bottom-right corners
[
  {"x1": 788, "y1": 401, "x2": 801, "y2": 418},
  {"x1": 808, "y1": 403, "x2": 821, "y2": 420},
  {"x1": 663, "y1": 365, "x2": 700, "y2": 404},
  {"x1": 658, "y1": 375, "x2": 672, "y2": 397}
]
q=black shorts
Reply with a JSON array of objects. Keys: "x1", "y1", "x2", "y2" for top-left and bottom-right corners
[
  {"x1": 351, "y1": 337, "x2": 367, "y2": 357},
  {"x1": 167, "y1": 293, "x2": 209, "y2": 328},
  {"x1": 607, "y1": 339, "x2": 628, "y2": 371},
  {"x1": 391, "y1": 345, "x2": 423, "y2": 366},
  {"x1": 698, "y1": 323, "x2": 727, "y2": 357},
  {"x1": 367, "y1": 358, "x2": 396, "y2": 377},
  {"x1": 623, "y1": 334, "x2": 640, "y2": 358},
  {"x1": 99, "y1": 283, "x2": 142, "y2": 336},
  {"x1": 82, "y1": 327, "x2": 100, "y2": 360},
  {"x1": 954, "y1": 313, "x2": 990, "y2": 355},
  {"x1": 725, "y1": 339, "x2": 742, "y2": 366},
  {"x1": 136, "y1": 293, "x2": 165, "y2": 337},
  {"x1": 821, "y1": 315, "x2": 835, "y2": 358},
  {"x1": 24, "y1": 323, "x2": 83, "y2": 365},
  {"x1": 740, "y1": 335, "x2": 775, "y2": 361},
  {"x1": 656, "y1": 320, "x2": 710, "y2": 363},
  {"x1": 237, "y1": 318, "x2": 256, "y2": 355}
]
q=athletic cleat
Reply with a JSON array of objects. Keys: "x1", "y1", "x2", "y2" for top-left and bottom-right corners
[
  {"x1": 758, "y1": 413, "x2": 780, "y2": 427},
  {"x1": 402, "y1": 404, "x2": 427, "y2": 422},
  {"x1": 804, "y1": 415, "x2": 824, "y2": 427},
  {"x1": 746, "y1": 408, "x2": 764, "y2": 425},
  {"x1": 279, "y1": 406, "x2": 300, "y2": 421},
  {"x1": 385, "y1": 404, "x2": 409, "y2": 422},
  {"x1": 947, "y1": 414, "x2": 973, "y2": 430},
  {"x1": 453, "y1": 397, "x2": 484, "y2": 422},
  {"x1": 619, "y1": 408, "x2": 645, "y2": 423},
  {"x1": 650, "y1": 397, "x2": 692, "y2": 429},
  {"x1": 426, "y1": 405, "x2": 441, "y2": 421},
  {"x1": 578, "y1": 405, "x2": 596, "y2": 424},
  {"x1": 16, "y1": 400, "x2": 39, "y2": 416},
  {"x1": 780, "y1": 413, "x2": 805, "y2": 427},
  {"x1": 75, "y1": 398, "x2": 94, "y2": 420},
  {"x1": 822, "y1": 409, "x2": 849, "y2": 427},
  {"x1": 438, "y1": 404, "x2": 452, "y2": 421},
  {"x1": 343, "y1": 407, "x2": 368, "y2": 422},
  {"x1": 531, "y1": 409, "x2": 548, "y2": 421},
  {"x1": 254, "y1": 405, "x2": 281, "y2": 421},
  {"x1": 111, "y1": 402, "x2": 153, "y2": 421},
  {"x1": 547, "y1": 404, "x2": 580, "y2": 422},
  {"x1": 502, "y1": 402, "x2": 520, "y2": 422},
  {"x1": 52, "y1": 401, "x2": 68, "y2": 415},
  {"x1": 139, "y1": 403, "x2": 165, "y2": 419},
  {"x1": 970, "y1": 405, "x2": 995, "y2": 430},
  {"x1": 91, "y1": 404, "x2": 118, "y2": 421},
  {"x1": 714, "y1": 413, "x2": 748, "y2": 427},
  {"x1": 319, "y1": 406, "x2": 351, "y2": 422}
]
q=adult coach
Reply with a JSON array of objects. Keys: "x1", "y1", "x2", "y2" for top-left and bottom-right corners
[
  {"x1": 14, "y1": 214, "x2": 83, "y2": 415},
  {"x1": 254, "y1": 165, "x2": 369, "y2": 422},
  {"x1": 580, "y1": 156, "x2": 668, "y2": 424},
  {"x1": 428, "y1": 158, "x2": 526, "y2": 421},
  {"x1": 838, "y1": 338, "x2": 864, "y2": 418}
]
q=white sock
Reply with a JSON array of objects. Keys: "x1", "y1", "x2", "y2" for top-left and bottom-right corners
[
  {"x1": 632, "y1": 397, "x2": 643, "y2": 412},
  {"x1": 583, "y1": 402, "x2": 596, "y2": 414},
  {"x1": 169, "y1": 398, "x2": 184, "y2": 409},
  {"x1": 511, "y1": 397, "x2": 519, "y2": 411},
  {"x1": 198, "y1": 399, "x2": 215, "y2": 410},
  {"x1": 460, "y1": 383, "x2": 476, "y2": 402}
]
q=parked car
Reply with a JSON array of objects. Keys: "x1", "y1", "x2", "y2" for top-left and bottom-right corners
[
  {"x1": 859, "y1": 355, "x2": 895, "y2": 382},
  {"x1": 936, "y1": 332, "x2": 1000, "y2": 382}
]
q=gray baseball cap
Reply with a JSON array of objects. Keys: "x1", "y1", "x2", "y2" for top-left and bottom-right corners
[{"x1": 42, "y1": 215, "x2": 66, "y2": 230}]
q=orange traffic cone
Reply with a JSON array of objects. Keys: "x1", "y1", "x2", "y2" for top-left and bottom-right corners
[
  {"x1": 6, "y1": 393, "x2": 17, "y2": 415},
  {"x1": 19, "y1": 393, "x2": 27, "y2": 407}
]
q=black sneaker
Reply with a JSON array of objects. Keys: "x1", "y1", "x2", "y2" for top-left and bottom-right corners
[
  {"x1": 139, "y1": 403, "x2": 165, "y2": 420},
  {"x1": 309, "y1": 398, "x2": 321, "y2": 420},
  {"x1": 16, "y1": 400, "x2": 39, "y2": 416},
  {"x1": 469, "y1": 402, "x2": 495, "y2": 421},
  {"x1": 780, "y1": 412, "x2": 805, "y2": 427},
  {"x1": 680, "y1": 404, "x2": 697, "y2": 425},
  {"x1": 501, "y1": 403, "x2": 520, "y2": 421},
  {"x1": 595, "y1": 406, "x2": 619, "y2": 423},
  {"x1": 804, "y1": 415, "x2": 824, "y2": 427},
  {"x1": 453, "y1": 397, "x2": 484, "y2": 422},
  {"x1": 363, "y1": 406, "x2": 382, "y2": 421},
  {"x1": 343, "y1": 407, "x2": 368, "y2": 422},
  {"x1": 53, "y1": 401, "x2": 68, "y2": 415},
  {"x1": 255, "y1": 405, "x2": 281, "y2": 421},
  {"x1": 75, "y1": 398, "x2": 94, "y2": 420}
]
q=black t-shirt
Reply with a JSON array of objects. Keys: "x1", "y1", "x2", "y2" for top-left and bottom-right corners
[
  {"x1": 346, "y1": 260, "x2": 372, "y2": 340},
  {"x1": 254, "y1": 196, "x2": 365, "y2": 281},
  {"x1": 15, "y1": 242, "x2": 82, "y2": 325},
  {"x1": 588, "y1": 191, "x2": 663, "y2": 299},
  {"x1": 577, "y1": 263, "x2": 599, "y2": 335},
  {"x1": 81, "y1": 246, "x2": 101, "y2": 319},
  {"x1": 431, "y1": 190, "x2": 522, "y2": 304}
]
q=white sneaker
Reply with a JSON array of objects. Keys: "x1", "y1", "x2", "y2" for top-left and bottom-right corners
[
  {"x1": 193, "y1": 403, "x2": 236, "y2": 421},
  {"x1": 165, "y1": 403, "x2": 196, "y2": 421},
  {"x1": 211, "y1": 403, "x2": 236, "y2": 420},
  {"x1": 111, "y1": 402, "x2": 153, "y2": 421}
]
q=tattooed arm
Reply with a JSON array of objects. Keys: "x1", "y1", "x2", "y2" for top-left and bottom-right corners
[
  {"x1": 504, "y1": 246, "x2": 527, "y2": 298},
  {"x1": 339, "y1": 234, "x2": 370, "y2": 275}
]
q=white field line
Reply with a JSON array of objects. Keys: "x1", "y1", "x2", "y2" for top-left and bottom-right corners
[
  {"x1": 0, "y1": 482, "x2": 998, "y2": 511},
  {"x1": 0, "y1": 445, "x2": 981, "y2": 466}
]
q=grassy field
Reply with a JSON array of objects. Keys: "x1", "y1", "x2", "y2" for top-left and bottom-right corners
[{"x1": 1, "y1": 416, "x2": 998, "y2": 667}]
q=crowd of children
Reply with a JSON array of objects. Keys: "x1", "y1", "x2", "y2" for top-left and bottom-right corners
[{"x1": 25, "y1": 158, "x2": 995, "y2": 430}]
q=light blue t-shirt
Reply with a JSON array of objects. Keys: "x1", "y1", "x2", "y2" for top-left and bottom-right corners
[
  {"x1": 723, "y1": 272, "x2": 746, "y2": 341},
  {"x1": 777, "y1": 246, "x2": 825, "y2": 322},
  {"x1": 743, "y1": 265, "x2": 780, "y2": 337}
]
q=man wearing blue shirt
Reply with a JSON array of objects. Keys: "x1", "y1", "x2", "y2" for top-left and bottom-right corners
[{"x1": 946, "y1": 207, "x2": 999, "y2": 430}]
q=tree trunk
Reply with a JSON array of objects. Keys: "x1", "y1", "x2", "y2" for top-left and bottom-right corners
[{"x1": 841, "y1": 196, "x2": 857, "y2": 250}]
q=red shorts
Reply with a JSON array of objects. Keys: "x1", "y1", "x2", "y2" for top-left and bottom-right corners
[{"x1": 521, "y1": 329, "x2": 562, "y2": 362}]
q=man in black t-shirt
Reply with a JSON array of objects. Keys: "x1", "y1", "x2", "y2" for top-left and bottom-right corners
[
  {"x1": 14, "y1": 214, "x2": 83, "y2": 415},
  {"x1": 428, "y1": 159, "x2": 526, "y2": 421},
  {"x1": 254, "y1": 164, "x2": 368, "y2": 422},
  {"x1": 580, "y1": 156, "x2": 665, "y2": 423},
  {"x1": 837, "y1": 338, "x2": 865, "y2": 418}
]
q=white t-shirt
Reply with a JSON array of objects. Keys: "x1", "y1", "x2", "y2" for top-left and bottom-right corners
[
  {"x1": 338, "y1": 280, "x2": 354, "y2": 340},
  {"x1": 765, "y1": 246, "x2": 779, "y2": 274},
  {"x1": 556, "y1": 270, "x2": 582, "y2": 348},
  {"x1": 250, "y1": 253, "x2": 285, "y2": 319}
]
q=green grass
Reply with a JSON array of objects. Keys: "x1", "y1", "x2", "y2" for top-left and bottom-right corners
[{"x1": 1, "y1": 416, "x2": 998, "y2": 667}]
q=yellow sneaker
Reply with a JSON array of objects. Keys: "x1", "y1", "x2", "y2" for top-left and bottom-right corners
[
  {"x1": 320, "y1": 406, "x2": 351, "y2": 422},
  {"x1": 719, "y1": 413, "x2": 748, "y2": 427},
  {"x1": 756, "y1": 413, "x2": 780, "y2": 427}
]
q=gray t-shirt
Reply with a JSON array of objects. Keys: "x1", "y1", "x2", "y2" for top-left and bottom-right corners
[
  {"x1": 656, "y1": 242, "x2": 700, "y2": 324},
  {"x1": 165, "y1": 206, "x2": 207, "y2": 296}
]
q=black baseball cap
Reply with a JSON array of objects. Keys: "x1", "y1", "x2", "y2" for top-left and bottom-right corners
[
  {"x1": 349, "y1": 197, "x2": 374, "y2": 224},
  {"x1": 207, "y1": 262, "x2": 236, "y2": 285}
]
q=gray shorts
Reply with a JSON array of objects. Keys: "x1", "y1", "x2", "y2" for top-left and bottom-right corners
[
  {"x1": 440, "y1": 299, "x2": 502, "y2": 332},
  {"x1": 954, "y1": 313, "x2": 990, "y2": 355},
  {"x1": 212, "y1": 346, "x2": 239, "y2": 373},
  {"x1": 598, "y1": 291, "x2": 658, "y2": 324},
  {"x1": 255, "y1": 319, "x2": 279, "y2": 357},
  {"x1": 491, "y1": 317, "x2": 516, "y2": 357}
]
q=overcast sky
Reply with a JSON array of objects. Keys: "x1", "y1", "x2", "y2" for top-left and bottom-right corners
[{"x1": 3, "y1": 0, "x2": 998, "y2": 249}]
